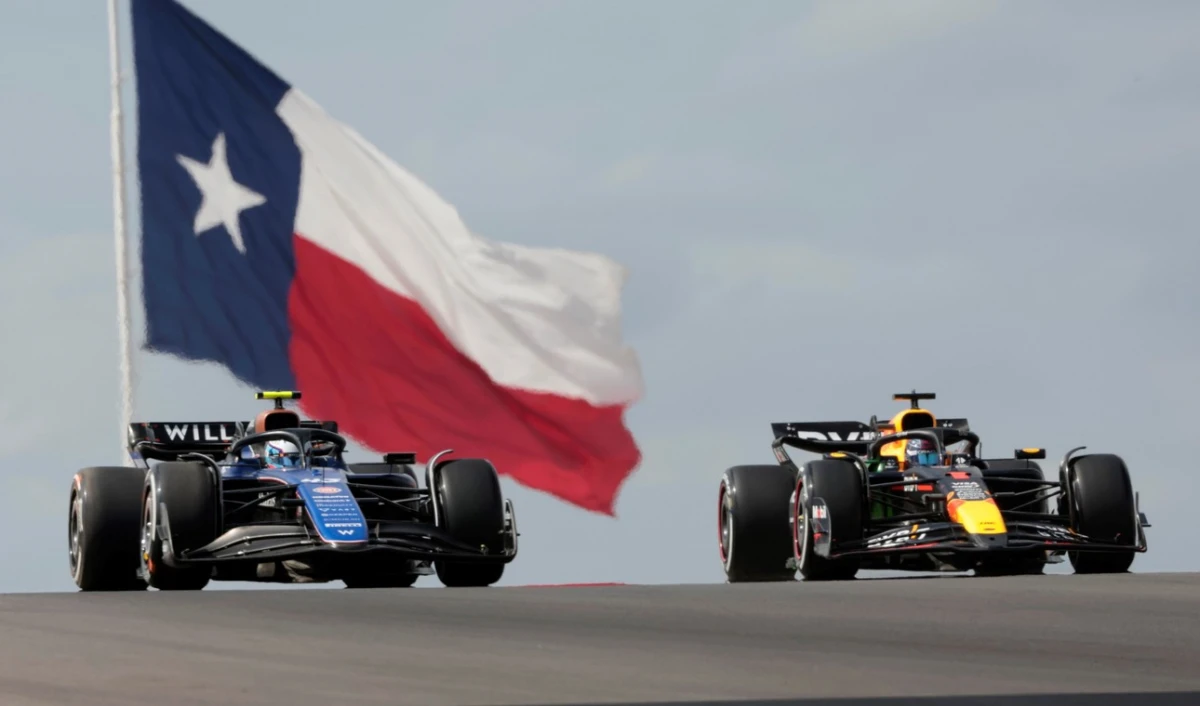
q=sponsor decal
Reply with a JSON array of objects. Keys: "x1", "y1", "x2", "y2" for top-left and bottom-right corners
[
  {"x1": 950, "y1": 480, "x2": 987, "y2": 501},
  {"x1": 791, "y1": 430, "x2": 878, "y2": 442},
  {"x1": 304, "y1": 486, "x2": 366, "y2": 538},
  {"x1": 161, "y1": 423, "x2": 236, "y2": 442},
  {"x1": 811, "y1": 505, "x2": 827, "y2": 519},
  {"x1": 867, "y1": 527, "x2": 924, "y2": 548}
]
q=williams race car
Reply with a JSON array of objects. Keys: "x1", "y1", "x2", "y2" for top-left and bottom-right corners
[
  {"x1": 717, "y1": 391, "x2": 1149, "y2": 581},
  {"x1": 68, "y1": 391, "x2": 518, "y2": 591}
]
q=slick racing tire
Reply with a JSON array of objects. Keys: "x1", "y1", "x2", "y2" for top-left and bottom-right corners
[
  {"x1": 432, "y1": 459, "x2": 507, "y2": 587},
  {"x1": 718, "y1": 465, "x2": 796, "y2": 582},
  {"x1": 792, "y1": 459, "x2": 863, "y2": 581},
  {"x1": 1066, "y1": 454, "x2": 1138, "y2": 574},
  {"x1": 141, "y1": 461, "x2": 219, "y2": 590},
  {"x1": 69, "y1": 467, "x2": 149, "y2": 591}
]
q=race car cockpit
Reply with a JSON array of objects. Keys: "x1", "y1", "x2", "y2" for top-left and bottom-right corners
[
  {"x1": 237, "y1": 393, "x2": 346, "y2": 470},
  {"x1": 874, "y1": 392, "x2": 941, "y2": 471}
]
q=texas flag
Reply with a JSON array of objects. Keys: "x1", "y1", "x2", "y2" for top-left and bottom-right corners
[{"x1": 129, "y1": 0, "x2": 644, "y2": 515}]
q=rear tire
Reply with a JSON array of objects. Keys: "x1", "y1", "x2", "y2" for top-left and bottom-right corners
[
  {"x1": 1066, "y1": 454, "x2": 1138, "y2": 574},
  {"x1": 793, "y1": 459, "x2": 862, "y2": 581},
  {"x1": 718, "y1": 465, "x2": 796, "y2": 582},
  {"x1": 433, "y1": 459, "x2": 507, "y2": 587},
  {"x1": 140, "y1": 462, "x2": 218, "y2": 590},
  {"x1": 69, "y1": 467, "x2": 148, "y2": 591}
]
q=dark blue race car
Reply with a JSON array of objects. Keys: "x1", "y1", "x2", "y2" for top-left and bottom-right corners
[{"x1": 68, "y1": 391, "x2": 518, "y2": 590}]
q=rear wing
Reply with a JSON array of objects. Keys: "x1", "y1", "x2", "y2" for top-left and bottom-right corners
[
  {"x1": 769, "y1": 420, "x2": 981, "y2": 466},
  {"x1": 870, "y1": 415, "x2": 970, "y2": 431},
  {"x1": 127, "y1": 419, "x2": 338, "y2": 463},
  {"x1": 769, "y1": 421, "x2": 874, "y2": 469},
  {"x1": 770, "y1": 421, "x2": 879, "y2": 447}
]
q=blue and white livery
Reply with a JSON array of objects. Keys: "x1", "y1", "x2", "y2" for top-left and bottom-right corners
[{"x1": 67, "y1": 391, "x2": 518, "y2": 591}]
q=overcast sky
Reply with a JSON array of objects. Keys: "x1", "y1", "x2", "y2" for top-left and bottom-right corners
[{"x1": 2, "y1": 0, "x2": 1197, "y2": 592}]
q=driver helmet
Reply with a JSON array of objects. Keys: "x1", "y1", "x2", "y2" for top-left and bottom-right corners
[
  {"x1": 905, "y1": 437, "x2": 939, "y2": 467},
  {"x1": 262, "y1": 439, "x2": 302, "y2": 468}
]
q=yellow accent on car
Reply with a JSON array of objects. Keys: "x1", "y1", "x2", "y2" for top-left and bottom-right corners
[
  {"x1": 256, "y1": 390, "x2": 301, "y2": 400},
  {"x1": 951, "y1": 499, "x2": 1007, "y2": 535}
]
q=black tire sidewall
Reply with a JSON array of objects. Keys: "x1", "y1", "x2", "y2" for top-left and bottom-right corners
[
  {"x1": 1067, "y1": 453, "x2": 1138, "y2": 573},
  {"x1": 143, "y1": 461, "x2": 219, "y2": 589},
  {"x1": 70, "y1": 467, "x2": 148, "y2": 591},
  {"x1": 433, "y1": 459, "x2": 507, "y2": 586},
  {"x1": 795, "y1": 459, "x2": 863, "y2": 580},
  {"x1": 719, "y1": 464, "x2": 796, "y2": 581},
  {"x1": 436, "y1": 459, "x2": 505, "y2": 552}
]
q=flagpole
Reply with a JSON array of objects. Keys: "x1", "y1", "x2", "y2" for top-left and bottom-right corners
[{"x1": 108, "y1": 0, "x2": 135, "y2": 465}]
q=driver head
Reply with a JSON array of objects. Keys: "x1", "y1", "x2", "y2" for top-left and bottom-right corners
[
  {"x1": 263, "y1": 439, "x2": 301, "y2": 468},
  {"x1": 905, "y1": 437, "x2": 939, "y2": 467}
]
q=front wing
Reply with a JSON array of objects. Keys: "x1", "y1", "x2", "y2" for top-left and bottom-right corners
[
  {"x1": 808, "y1": 499, "x2": 1149, "y2": 560},
  {"x1": 153, "y1": 500, "x2": 518, "y2": 568},
  {"x1": 821, "y1": 521, "x2": 1148, "y2": 559}
]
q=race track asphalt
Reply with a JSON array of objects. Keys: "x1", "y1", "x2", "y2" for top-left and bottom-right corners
[{"x1": 0, "y1": 572, "x2": 1197, "y2": 706}]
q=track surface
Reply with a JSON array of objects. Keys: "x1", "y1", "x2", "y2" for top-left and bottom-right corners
[{"x1": 0, "y1": 573, "x2": 1198, "y2": 705}]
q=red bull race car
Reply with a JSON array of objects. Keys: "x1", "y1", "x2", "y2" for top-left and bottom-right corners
[{"x1": 717, "y1": 391, "x2": 1150, "y2": 581}]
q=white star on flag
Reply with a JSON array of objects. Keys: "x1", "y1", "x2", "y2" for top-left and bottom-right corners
[{"x1": 175, "y1": 132, "x2": 266, "y2": 254}]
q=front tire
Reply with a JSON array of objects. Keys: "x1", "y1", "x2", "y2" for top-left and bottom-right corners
[
  {"x1": 433, "y1": 459, "x2": 507, "y2": 587},
  {"x1": 793, "y1": 459, "x2": 863, "y2": 581},
  {"x1": 140, "y1": 461, "x2": 218, "y2": 590},
  {"x1": 718, "y1": 465, "x2": 796, "y2": 582},
  {"x1": 69, "y1": 467, "x2": 148, "y2": 591},
  {"x1": 1066, "y1": 454, "x2": 1138, "y2": 574}
]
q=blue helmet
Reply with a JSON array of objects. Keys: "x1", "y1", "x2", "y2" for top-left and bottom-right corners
[{"x1": 906, "y1": 437, "x2": 939, "y2": 467}]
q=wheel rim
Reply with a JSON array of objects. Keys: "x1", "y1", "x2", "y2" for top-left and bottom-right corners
[
  {"x1": 139, "y1": 491, "x2": 154, "y2": 580},
  {"x1": 718, "y1": 483, "x2": 732, "y2": 567},
  {"x1": 792, "y1": 479, "x2": 809, "y2": 569},
  {"x1": 68, "y1": 490, "x2": 83, "y2": 578},
  {"x1": 721, "y1": 506, "x2": 733, "y2": 562}
]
